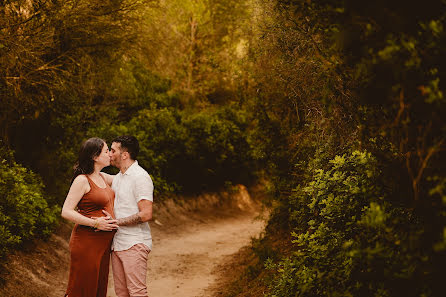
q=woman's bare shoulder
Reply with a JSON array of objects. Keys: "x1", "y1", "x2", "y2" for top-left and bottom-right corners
[
  {"x1": 74, "y1": 174, "x2": 88, "y2": 181},
  {"x1": 72, "y1": 174, "x2": 89, "y2": 187},
  {"x1": 66, "y1": 174, "x2": 90, "y2": 197}
]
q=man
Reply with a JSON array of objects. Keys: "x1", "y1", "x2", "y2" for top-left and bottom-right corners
[{"x1": 107, "y1": 135, "x2": 153, "y2": 297}]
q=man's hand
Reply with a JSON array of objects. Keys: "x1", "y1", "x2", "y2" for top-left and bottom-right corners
[
  {"x1": 91, "y1": 214, "x2": 118, "y2": 231},
  {"x1": 103, "y1": 199, "x2": 152, "y2": 226}
]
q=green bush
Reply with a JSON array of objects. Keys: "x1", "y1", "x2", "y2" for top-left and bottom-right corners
[
  {"x1": 89, "y1": 104, "x2": 257, "y2": 195},
  {"x1": 180, "y1": 106, "x2": 256, "y2": 192},
  {"x1": 127, "y1": 107, "x2": 187, "y2": 193},
  {"x1": 0, "y1": 155, "x2": 59, "y2": 259},
  {"x1": 266, "y1": 150, "x2": 431, "y2": 297}
]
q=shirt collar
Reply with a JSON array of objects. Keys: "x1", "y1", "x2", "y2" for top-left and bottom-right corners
[{"x1": 122, "y1": 160, "x2": 138, "y2": 176}]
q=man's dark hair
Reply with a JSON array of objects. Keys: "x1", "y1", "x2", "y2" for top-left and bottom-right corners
[{"x1": 112, "y1": 135, "x2": 139, "y2": 160}]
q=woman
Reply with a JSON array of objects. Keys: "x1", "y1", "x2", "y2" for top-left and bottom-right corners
[{"x1": 61, "y1": 137, "x2": 118, "y2": 297}]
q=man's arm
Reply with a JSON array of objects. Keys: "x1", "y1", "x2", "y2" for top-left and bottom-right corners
[
  {"x1": 104, "y1": 173, "x2": 153, "y2": 226},
  {"x1": 99, "y1": 172, "x2": 115, "y2": 186},
  {"x1": 103, "y1": 199, "x2": 152, "y2": 226},
  {"x1": 118, "y1": 200, "x2": 152, "y2": 226}
]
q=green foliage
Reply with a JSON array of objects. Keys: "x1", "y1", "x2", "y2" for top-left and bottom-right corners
[
  {"x1": 0, "y1": 0, "x2": 259, "y2": 264},
  {"x1": 140, "y1": 0, "x2": 254, "y2": 100},
  {"x1": 0, "y1": 0, "x2": 154, "y2": 140},
  {"x1": 110, "y1": 61, "x2": 182, "y2": 115},
  {"x1": 181, "y1": 106, "x2": 256, "y2": 190},
  {"x1": 1, "y1": 2, "x2": 444, "y2": 295},
  {"x1": 1, "y1": 0, "x2": 259, "y2": 200},
  {"x1": 1, "y1": 0, "x2": 158, "y2": 199},
  {"x1": 428, "y1": 176, "x2": 446, "y2": 252},
  {"x1": 0, "y1": 151, "x2": 59, "y2": 259},
  {"x1": 90, "y1": 103, "x2": 257, "y2": 195},
  {"x1": 266, "y1": 151, "x2": 436, "y2": 297},
  {"x1": 118, "y1": 107, "x2": 186, "y2": 194},
  {"x1": 243, "y1": 1, "x2": 446, "y2": 296}
]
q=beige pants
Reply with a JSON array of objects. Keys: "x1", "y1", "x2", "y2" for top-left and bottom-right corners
[{"x1": 112, "y1": 243, "x2": 151, "y2": 297}]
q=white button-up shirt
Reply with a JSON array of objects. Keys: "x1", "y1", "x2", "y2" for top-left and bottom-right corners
[{"x1": 112, "y1": 160, "x2": 154, "y2": 251}]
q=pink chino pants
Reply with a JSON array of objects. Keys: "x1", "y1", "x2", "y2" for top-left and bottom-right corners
[{"x1": 112, "y1": 243, "x2": 151, "y2": 297}]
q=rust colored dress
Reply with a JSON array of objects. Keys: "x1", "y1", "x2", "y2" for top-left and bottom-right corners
[{"x1": 65, "y1": 175, "x2": 116, "y2": 297}]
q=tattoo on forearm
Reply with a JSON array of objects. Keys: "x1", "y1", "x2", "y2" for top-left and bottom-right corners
[{"x1": 117, "y1": 214, "x2": 143, "y2": 226}]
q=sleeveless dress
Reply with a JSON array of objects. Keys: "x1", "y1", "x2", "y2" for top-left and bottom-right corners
[{"x1": 65, "y1": 175, "x2": 116, "y2": 297}]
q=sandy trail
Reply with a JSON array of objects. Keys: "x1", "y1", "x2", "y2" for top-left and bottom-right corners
[{"x1": 106, "y1": 212, "x2": 265, "y2": 297}]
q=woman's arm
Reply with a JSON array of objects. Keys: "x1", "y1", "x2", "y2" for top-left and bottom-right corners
[
  {"x1": 61, "y1": 175, "x2": 117, "y2": 231},
  {"x1": 100, "y1": 172, "x2": 115, "y2": 186}
]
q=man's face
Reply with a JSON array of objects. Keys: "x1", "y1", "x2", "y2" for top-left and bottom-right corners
[{"x1": 110, "y1": 142, "x2": 123, "y2": 167}]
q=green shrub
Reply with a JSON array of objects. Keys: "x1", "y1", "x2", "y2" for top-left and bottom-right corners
[
  {"x1": 180, "y1": 106, "x2": 256, "y2": 192},
  {"x1": 266, "y1": 150, "x2": 430, "y2": 297},
  {"x1": 128, "y1": 107, "x2": 187, "y2": 193},
  {"x1": 89, "y1": 104, "x2": 257, "y2": 195},
  {"x1": 0, "y1": 156, "x2": 59, "y2": 259}
]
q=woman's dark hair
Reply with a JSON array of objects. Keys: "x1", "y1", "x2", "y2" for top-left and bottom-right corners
[
  {"x1": 112, "y1": 135, "x2": 139, "y2": 160},
  {"x1": 72, "y1": 137, "x2": 105, "y2": 183}
]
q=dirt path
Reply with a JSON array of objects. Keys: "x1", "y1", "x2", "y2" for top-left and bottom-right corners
[{"x1": 106, "y1": 211, "x2": 265, "y2": 297}]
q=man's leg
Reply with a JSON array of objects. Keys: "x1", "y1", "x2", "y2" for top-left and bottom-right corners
[
  {"x1": 112, "y1": 251, "x2": 131, "y2": 297},
  {"x1": 113, "y1": 244, "x2": 150, "y2": 297}
]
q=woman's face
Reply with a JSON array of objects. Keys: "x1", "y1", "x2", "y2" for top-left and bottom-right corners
[{"x1": 94, "y1": 143, "x2": 110, "y2": 168}]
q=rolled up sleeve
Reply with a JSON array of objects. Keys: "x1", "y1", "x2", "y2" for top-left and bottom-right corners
[{"x1": 134, "y1": 174, "x2": 154, "y2": 203}]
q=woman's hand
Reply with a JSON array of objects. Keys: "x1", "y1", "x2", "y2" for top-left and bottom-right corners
[{"x1": 92, "y1": 216, "x2": 118, "y2": 231}]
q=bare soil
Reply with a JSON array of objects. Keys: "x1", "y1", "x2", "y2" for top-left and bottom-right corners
[{"x1": 0, "y1": 185, "x2": 266, "y2": 297}]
